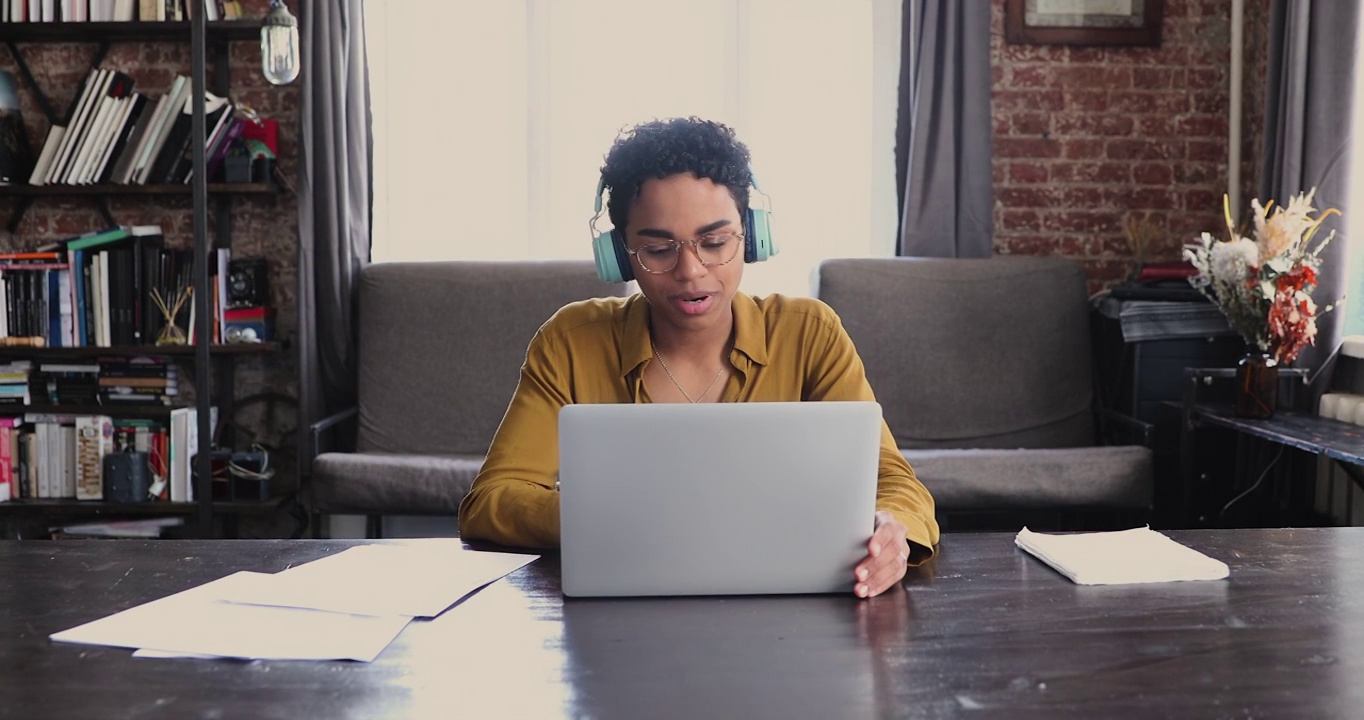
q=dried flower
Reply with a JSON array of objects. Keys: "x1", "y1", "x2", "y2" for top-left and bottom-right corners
[{"x1": 1185, "y1": 189, "x2": 1341, "y2": 365}]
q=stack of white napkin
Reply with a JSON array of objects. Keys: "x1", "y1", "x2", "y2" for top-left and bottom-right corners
[{"x1": 1015, "y1": 526, "x2": 1229, "y2": 585}]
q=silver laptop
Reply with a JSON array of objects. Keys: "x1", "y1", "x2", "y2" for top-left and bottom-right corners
[{"x1": 559, "y1": 401, "x2": 882, "y2": 597}]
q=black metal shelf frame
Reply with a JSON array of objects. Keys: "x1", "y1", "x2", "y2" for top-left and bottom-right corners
[{"x1": 0, "y1": 19, "x2": 264, "y2": 536}]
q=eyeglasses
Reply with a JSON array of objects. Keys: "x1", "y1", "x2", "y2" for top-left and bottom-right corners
[{"x1": 627, "y1": 232, "x2": 744, "y2": 274}]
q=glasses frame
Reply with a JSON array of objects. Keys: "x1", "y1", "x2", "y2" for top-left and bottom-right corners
[{"x1": 626, "y1": 232, "x2": 745, "y2": 275}]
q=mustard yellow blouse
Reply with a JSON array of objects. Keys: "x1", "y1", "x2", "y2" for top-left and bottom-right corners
[{"x1": 458, "y1": 292, "x2": 939, "y2": 562}]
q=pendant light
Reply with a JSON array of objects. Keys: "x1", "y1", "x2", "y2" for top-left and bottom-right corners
[{"x1": 261, "y1": 0, "x2": 300, "y2": 85}]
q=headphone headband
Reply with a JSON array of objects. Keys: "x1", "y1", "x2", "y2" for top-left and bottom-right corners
[{"x1": 590, "y1": 168, "x2": 776, "y2": 283}]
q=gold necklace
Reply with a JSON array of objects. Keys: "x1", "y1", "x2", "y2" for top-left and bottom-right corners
[{"x1": 651, "y1": 342, "x2": 726, "y2": 403}]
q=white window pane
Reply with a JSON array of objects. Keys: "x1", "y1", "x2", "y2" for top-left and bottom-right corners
[
  {"x1": 1344, "y1": 6, "x2": 1364, "y2": 336},
  {"x1": 541, "y1": 0, "x2": 734, "y2": 262},
  {"x1": 738, "y1": 0, "x2": 875, "y2": 297},
  {"x1": 371, "y1": 2, "x2": 529, "y2": 262},
  {"x1": 368, "y1": 0, "x2": 894, "y2": 287}
]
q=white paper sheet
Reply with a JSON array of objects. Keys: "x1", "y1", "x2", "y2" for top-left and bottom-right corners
[
  {"x1": 50, "y1": 572, "x2": 411, "y2": 662},
  {"x1": 214, "y1": 544, "x2": 539, "y2": 618},
  {"x1": 1015, "y1": 526, "x2": 1230, "y2": 585}
]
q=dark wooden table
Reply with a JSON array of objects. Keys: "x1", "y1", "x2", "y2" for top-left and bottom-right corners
[{"x1": 2, "y1": 529, "x2": 1362, "y2": 719}]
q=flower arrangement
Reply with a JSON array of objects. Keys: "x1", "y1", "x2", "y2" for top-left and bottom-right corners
[{"x1": 1184, "y1": 189, "x2": 1341, "y2": 365}]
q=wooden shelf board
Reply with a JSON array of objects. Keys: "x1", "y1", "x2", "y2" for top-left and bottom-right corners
[
  {"x1": 0, "y1": 183, "x2": 276, "y2": 196},
  {"x1": 0, "y1": 495, "x2": 290, "y2": 516},
  {"x1": 1, "y1": 404, "x2": 179, "y2": 419},
  {"x1": 0, "y1": 342, "x2": 280, "y2": 358}
]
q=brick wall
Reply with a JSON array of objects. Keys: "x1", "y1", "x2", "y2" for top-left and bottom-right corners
[
  {"x1": 1239, "y1": 0, "x2": 1269, "y2": 208},
  {"x1": 0, "y1": 0, "x2": 300, "y2": 508},
  {"x1": 992, "y1": 0, "x2": 1266, "y2": 292}
]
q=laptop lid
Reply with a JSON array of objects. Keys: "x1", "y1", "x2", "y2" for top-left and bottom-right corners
[{"x1": 559, "y1": 401, "x2": 881, "y2": 597}]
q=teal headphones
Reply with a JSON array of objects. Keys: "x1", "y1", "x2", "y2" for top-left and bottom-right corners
[{"x1": 590, "y1": 171, "x2": 777, "y2": 283}]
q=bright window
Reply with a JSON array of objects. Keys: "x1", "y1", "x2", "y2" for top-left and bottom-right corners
[
  {"x1": 1344, "y1": 7, "x2": 1364, "y2": 336},
  {"x1": 365, "y1": 0, "x2": 903, "y2": 297}
]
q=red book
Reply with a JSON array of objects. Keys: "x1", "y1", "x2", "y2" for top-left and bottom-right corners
[
  {"x1": 224, "y1": 307, "x2": 272, "y2": 321},
  {"x1": 0, "y1": 252, "x2": 60, "y2": 261},
  {"x1": 0, "y1": 428, "x2": 11, "y2": 502},
  {"x1": 1136, "y1": 261, "x2": 1198, "y2": 283}
]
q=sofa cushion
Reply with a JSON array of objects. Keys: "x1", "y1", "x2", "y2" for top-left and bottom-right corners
[
  {"x1": 817, "y1": 257, "x2": 1097, "y2": 449},
  {"x1": 902, "y1": 446, "x2": 1153, "y2": 511},
  {"x1": 356, "y1": 261, "x2": 627, "y2": 456},
  {"x1": 312, "y1": 452, "x2": 484, "y2": 515}
]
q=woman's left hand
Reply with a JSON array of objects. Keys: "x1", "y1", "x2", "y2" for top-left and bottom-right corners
[{"x1": 853, "y1": 510, "x2": 910, "y2": 598}]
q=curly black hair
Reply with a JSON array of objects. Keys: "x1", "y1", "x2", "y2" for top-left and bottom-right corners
[{"x1": 599, "y1": 117, "x2": 753, "y2": 233}]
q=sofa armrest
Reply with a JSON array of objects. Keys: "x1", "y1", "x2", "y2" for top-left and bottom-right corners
[
  {"x1": 1098, "y1": 409, "x2": 1153, "y2": 447},
  {"x1": 309, "y1": 407, "x2": 358, "y2": 469}
]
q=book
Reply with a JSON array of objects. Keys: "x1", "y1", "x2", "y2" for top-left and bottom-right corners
[
  {"x1": 61, "y1": 424, "x2": 75, "y2": 497},
  {"x1": 69, "y1": 94, "x2": 117, "y2": 184},
  {"x1": 21, "y1": 432, "x2": 34, "y2": 499},
  {"x1": 66, "y1": 225, "x2": 132, "y2": 252},
  {"x1": 129, "y1": 226, "x2": 165, "y2": 343},
  {"x1": 165, "y1": 92, "x2": 229, "y2": 183},
  {"x1": 48, "y1": 69, "x2": 113, "y2": 184},
  {"x1": 46, "y1": 69, "x2": 104, "y2": 183},
  {"x1": 138, "y1": 0, "x2": 163, "y2": 21},
  {"x1": 0, "y1": 422, "x2": 10, "y2": 502},
  {"x1": 107, "y1": 94, "x2": 155, "y2": 184},
  {"x1": 168, "y1": 406, "x2": 188, "y2": 501},
  {"x1": 131, "y1": 76, "x2": 186, "y2": 184},
  {"x1": 147, "y1": 91, "x2": 196, "y2": 184},
  {"x1": 93, "y1": 93, "x2": 148, "y2": 184},
  {"x1": 169, "y1": 405, "x2": 215, "y2": 502},
  {"x1": 204, "y1": 116, "x2": 244, "y2": 181},
  {"x1": 36, "y1": 423, "x2": 51, "y2": 498},
  {"x1": 27, "y1": 125, "x2": 64, "y2": 186},
  {"x1": 71, "y1": 91, "x2": 126, "y2": 184},
  {"x1": 75, "y1": 415, "x2": 113, "y2": 500},
  {"x1": 1135, "y1": 261, "x2": 1198, "y2": 283}
]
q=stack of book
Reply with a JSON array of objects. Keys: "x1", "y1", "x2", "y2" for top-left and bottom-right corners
[
  {"x1": 0, "y1": 361, "x2": 29, "y2": 408},
  {"x1": 29, "y1": 356, "x2": 178, "y2": 406},
  {"x1": 98, "y1": 356, "x2": 179, "y2": 405},
  {"x1": 28, "y1": 68, "x2": 248, "y2": 187}
]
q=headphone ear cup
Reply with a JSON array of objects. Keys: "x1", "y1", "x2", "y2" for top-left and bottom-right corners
[
  {"x1": 592, "y1": 229, "x2": 634, "y2": 283},
  {"x1": 745, "y1": 207, "x2": 777, "y2": 263},
  {"x1": 742, "y1": 210, "x2": 757, "y2": 263}
]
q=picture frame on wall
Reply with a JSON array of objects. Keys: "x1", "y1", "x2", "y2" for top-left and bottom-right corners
[{"x1": 1004, "y1": 0, "x2": 1164, "y2": 47}]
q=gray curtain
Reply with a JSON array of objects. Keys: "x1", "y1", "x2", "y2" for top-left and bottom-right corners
[
  {"x1": 1260, "y1": 0, "x2": 1359, "y2": 384},
  {"x1": 895, "y1": 0, "x2": 993, "y2": 257},
  {"x1": 297, "y1": 0, "x2": 371, "y2": 469}
]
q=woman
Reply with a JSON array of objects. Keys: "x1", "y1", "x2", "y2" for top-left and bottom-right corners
[{"x1": 459, "y1": 118, "x2": 938, "y2": 598}]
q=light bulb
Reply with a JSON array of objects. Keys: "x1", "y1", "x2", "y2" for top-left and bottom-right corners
[{"x1": 261, "y1": 0, "x2": 300, "y2": 86}]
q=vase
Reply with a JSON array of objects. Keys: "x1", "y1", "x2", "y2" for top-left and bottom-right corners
[{"x1": 1234, "y1": 351, "x2": 1278, "y2": 419}]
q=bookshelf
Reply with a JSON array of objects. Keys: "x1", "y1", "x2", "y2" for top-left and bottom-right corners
[
  {"x1": 0, "y1": 14, "x2": 282, "y2": 538},
  {"x1": 1, "y1": 19, "x2": 274, "y2": 234},
  {"x1": 0, "y1": 20, "x2": 262, "y2": 42}
]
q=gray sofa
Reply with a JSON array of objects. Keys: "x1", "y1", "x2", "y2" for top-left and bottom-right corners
[
  {"x1": 816, "y1": 256, "x2": 1152, "y2": 524},
  {"x1": 307, "y1": 261, "x2": 628, "y2": 535}
]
